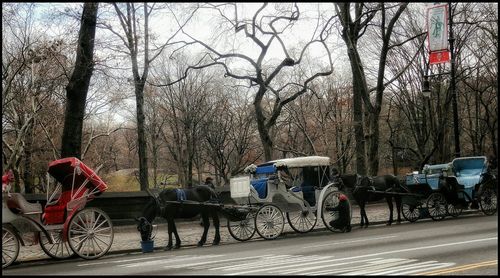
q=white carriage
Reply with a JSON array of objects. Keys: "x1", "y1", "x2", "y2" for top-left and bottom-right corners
[{"x1": 227, "y1": 156, "x2": 352, "y2": 241}]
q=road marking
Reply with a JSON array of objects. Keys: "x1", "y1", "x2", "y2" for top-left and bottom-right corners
[
  {"x1": 302, "y1": 235, "x2": 397, "y2": 249},
  {"x1": 226, "y1": 237, "x2": 496, "y2": 275},
  {"x1": 282, "y1": 257, "x2": 383, "y2": 274},
  {"x1": 416, "y1": 260, "x2": 498, "y2": 275},
  {"x1": 368, "y1": 261, "x2": 455, "y2": 275}
]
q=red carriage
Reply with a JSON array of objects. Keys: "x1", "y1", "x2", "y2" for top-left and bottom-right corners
[{"x1": 2, "y1": 157, "x2": 114, "y2": 268}]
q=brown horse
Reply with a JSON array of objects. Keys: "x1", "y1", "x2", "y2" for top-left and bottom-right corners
[{"x1": 340, "y1": 174, "x2": 402, "y2": 228}]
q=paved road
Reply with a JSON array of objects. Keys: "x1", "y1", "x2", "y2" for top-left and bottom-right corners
[{"x1": 3, "y1": 208, "x2": 496, "y2": 275}]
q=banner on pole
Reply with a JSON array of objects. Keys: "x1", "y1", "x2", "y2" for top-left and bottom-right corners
[{"x1": 427, "y1": 4, "x2": 450, "y2": 64}]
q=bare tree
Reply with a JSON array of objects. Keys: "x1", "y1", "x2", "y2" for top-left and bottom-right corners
[
  {"x1": 101, "y1": 3, "x2": 198, "y2": 190},
  {"x1": 335, "y1": 3, "x2": 423, "y2": 175},
  {"x1": 161, "y1": 3, "x2": 335, "y2": 161}
]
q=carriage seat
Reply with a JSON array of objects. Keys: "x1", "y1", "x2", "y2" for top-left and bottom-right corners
[
  {"x1": 455, "y1": 169, "x2": 482, "y2": 188},
  {"x1": 7, "y1": 193, "x2": 42, "y2": 215},
  {"x1": 43, "y1": 189, "x2": 88, "y2": 224},
  {"x1": 452, "y1": 157, "x2": 486, "y2": 188},
  {"x1": 251, "y1": 178, "x2": 268, "y2": 199}
]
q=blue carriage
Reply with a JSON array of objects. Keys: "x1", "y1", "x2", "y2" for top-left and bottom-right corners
[
  {"x1": 402, "y1": 156, "x2": 497, "y2": 222},
  {"x1": 228, "y1": 156, "x2": 351, "y2": 241}
]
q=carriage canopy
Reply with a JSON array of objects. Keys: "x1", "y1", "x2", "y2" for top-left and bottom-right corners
[{"x1": 48, "y1": 157, "x2": 108, "y2": 192}]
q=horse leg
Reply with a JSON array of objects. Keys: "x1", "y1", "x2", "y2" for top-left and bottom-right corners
[
  {"x1": 395, "y1": 196, "x2": 402, "y2": 223},
  {"x1": 198, "y1": 212, "x2": 210, "y2": 247},
  {"x1": 211, "y1": 210, "x2": 220, "y2": 245},
  {"x1": 171, "y1": 220, "x2": 181, "y2": 249},
  {"x1": 165, "y1": 218, "x2": 175, "y2": 250},
  {"x1": 359, "y1": 202, "x2": 368, "y2": 228},
  {"x1": 386, "y1": 197, "x2": 394, "y2": 226}
]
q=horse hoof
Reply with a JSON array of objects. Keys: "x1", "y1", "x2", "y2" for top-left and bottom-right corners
[
  {"x1": 164, "y1": 246, "x2": 173, "y2": 251},
  {"x1": 197, "y1": 242, "x2": 204, "y2": 247},
  {"x1": 174, "y1": 245, "x2": 181, "y2": 249},
  {"x1": 213, "y1": 241, "x2": 220, "y2": 246}
]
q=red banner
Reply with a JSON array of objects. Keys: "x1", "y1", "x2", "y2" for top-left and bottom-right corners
[{"x1": 429, "y1": 50, "x2": 450, "y2": 64}]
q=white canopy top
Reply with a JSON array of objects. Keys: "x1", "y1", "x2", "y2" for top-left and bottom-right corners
[{"x1": 266, "y1": 156, "x2": 331, "y2": 168}]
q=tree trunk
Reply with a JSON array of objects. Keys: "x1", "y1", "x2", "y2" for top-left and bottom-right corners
[
  {"x1": 135, "y1": 82, "x2": 149, "y2": 191},
  {"x1": 367, "y1": 112, "x2": 380, "y2": 176},
  {"x1": 254, "y1": 87, "x2": 274, "y2": 161},
  {"x1": 60, "y1": 2, "x2": 98, "y2": 158},
  {"x1": 23, "y1": 122, "x2": 34, "y2": 193}
]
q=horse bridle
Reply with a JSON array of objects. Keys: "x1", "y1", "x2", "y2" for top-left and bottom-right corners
[{"x1": 146, "y1": 188, "x2": 166, "y2": 216}]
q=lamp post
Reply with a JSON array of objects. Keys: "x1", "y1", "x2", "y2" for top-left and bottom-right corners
[
  {"x1": 422, "y1": 75, "x2": 431, "y2": 98},
  {"x1": 448, "y1": 1, "x2": 460, "y2": 158}
]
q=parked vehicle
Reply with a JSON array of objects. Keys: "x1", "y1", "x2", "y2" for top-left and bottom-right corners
[
  {"x1": 227, "y1": 156, "x2": 352, "y2": 241},
  {"x1": 2, "y1": 157, "x2": 114, "y2": 268},
  {"x1": 402, "y1": 156, "x2": 497, "y2": 222}
]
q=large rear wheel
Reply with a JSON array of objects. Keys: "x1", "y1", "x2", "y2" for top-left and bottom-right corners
[
  {"x1": 479, "y1": 188, "x2": 497, "y2": 216},
  {"x1": 67, "y1": 208, "x2": 114, "y2": 260},
  {"x1": 254, "y1": 204, "x2": 284, "y2": 240},
  {"x1": 39, "y1": 229, "x2": 75, "y2": 259},
  {"x1": 2, "y1": 226, "x2": 19, "y2": 269}
]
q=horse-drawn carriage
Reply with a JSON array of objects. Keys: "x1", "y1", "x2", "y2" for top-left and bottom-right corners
[
  {"x1": 2, "y1": 157, "x2": 114, "y2": 268},
  {"x1": 401, "y1": 156, "x2": 497, "y2": 222},
  {"x1": 226, "y1": 156, "x2": 351, "y2": 241}
]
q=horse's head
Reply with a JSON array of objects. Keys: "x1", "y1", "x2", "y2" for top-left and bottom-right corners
[{"x1": 135, "y1": 216, "x2": 153, "y2": 241}]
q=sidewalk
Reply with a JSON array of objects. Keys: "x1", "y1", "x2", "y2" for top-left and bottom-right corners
[{"x1": 14, "y1": 202, "x2": 480, "y2": 263}]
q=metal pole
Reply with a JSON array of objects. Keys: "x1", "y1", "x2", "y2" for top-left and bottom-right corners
[{"x1": 448, "y1": 1, "x2": 460, "y2": 158}]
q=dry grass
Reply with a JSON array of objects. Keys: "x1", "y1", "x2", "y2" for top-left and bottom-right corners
[{"x1": 101, "y1": 169, "x2": 180, "y2": 192}]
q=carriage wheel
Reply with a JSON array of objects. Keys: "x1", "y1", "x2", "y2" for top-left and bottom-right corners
[
  {"x1": 254, "y1": 204, "x2": 284, "y2": 240},
  {"x1": 426, "y1": 192, "x2": 447, "y2": 221},
  {"x1": 2, "y1": 226, "x2": 19, "y2": 269},
  {"x1": 479, "y1": 188, "x2": 497, "y2": 216},
  {"x1": 286, "y1": 208, "x2": 317, "y2": 233},
  {"x1": 40, "y1": 229, "x2": 75, "y2": 259},
  {"x1": 321, "y1": 191, "x2": 349, "y2": 233},
  {"x1": 67, "y1": 208, "x2": 114, "y2": 260},
  {"x1": 402, "y1": 203, "x2": 420, "y2": 222},
  {"x1": 446, "y1": 203, "x2": 463, "y2": 218},
  {"x1": 227, "y1": 212, "x2": 256, "y2": 241}
]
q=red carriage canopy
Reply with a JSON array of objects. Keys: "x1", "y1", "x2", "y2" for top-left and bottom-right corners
[{"x1": 47, "y1": 157, "x2": 108, "y2": 192}]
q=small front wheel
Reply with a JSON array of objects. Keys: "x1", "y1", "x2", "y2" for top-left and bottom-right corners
[
  {"x1": 2, "y1": 226, "x2": 19, "y2": 269},
  {"x1": 39, "y1": 229, "x2": 75, "y2": 259},
  {"x1": 402, "y1": 203, "x2": 420, "y2": 222},
  {"x1": 426, "y1": 192, "x2": 447, "y2": 221},
  {"x1": 254, "y1": 205, "x2": 284, "y2": 240},
  {"x1": 286, "y1": 208, "x2": 317, "y2": 233},
  {"x1": 446, "y1": 203, "x2": 463, "y2": 218},
  {"x1": 227, "y1": 212, "x2": 256, "y2": 242}
]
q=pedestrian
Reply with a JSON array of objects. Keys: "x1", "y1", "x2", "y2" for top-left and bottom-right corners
[{"x1": 203, "y1": 177, "x2": 215, "y2": 189}]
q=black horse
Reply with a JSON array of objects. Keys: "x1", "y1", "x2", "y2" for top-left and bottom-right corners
[
  {"x1": 340, "y1": 174, "x2": 402, "y2": 228},
  {"x1": 136, "y1": 186, "x2": 221, "y2": 250}
]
